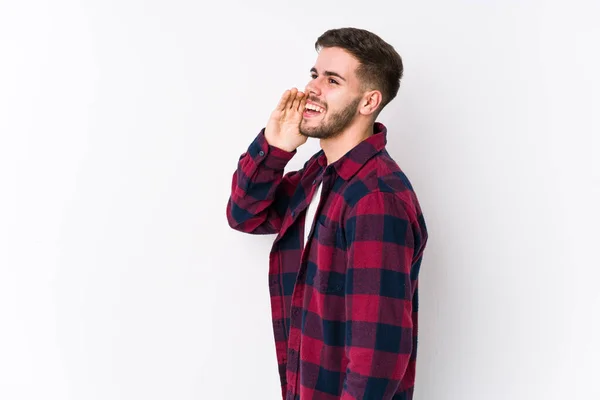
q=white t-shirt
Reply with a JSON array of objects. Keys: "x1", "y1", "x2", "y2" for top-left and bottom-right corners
[{"x1": 303, "y1": 182, "x2": 322, "y2": 249}]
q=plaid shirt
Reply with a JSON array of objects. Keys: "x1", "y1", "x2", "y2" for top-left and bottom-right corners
[{"x1": 226, "y1": 122, "x2": 428, "y2": 399}]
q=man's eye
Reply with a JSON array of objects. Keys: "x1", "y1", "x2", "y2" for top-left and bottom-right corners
[{"x1": 310, "y1": 74, "x2": 337, "y2": 84}]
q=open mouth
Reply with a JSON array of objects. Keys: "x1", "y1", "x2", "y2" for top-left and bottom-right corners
[{"x1": 303, "y1": 102, "x2": 325, "y2": 118}]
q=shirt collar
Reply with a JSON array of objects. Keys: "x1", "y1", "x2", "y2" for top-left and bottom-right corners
[{"x1": 316, "y1": 122, "x2": 388, "y2": 181}]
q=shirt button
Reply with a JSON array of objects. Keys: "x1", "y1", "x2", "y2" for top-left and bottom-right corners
[
  {"x1": 259, "y1": 150, "x2": 265, "y2": 156},
  {"x1": 312, "y1": 179, "x2": 316, "y2": 185},
  {"x1": 291, "y1": 211, "x2": 295, "y2": 217}
]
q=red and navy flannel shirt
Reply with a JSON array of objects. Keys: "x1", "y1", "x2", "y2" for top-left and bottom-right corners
[{"x1": 226, "y1": 122, "x2": 428, "y2": 400}]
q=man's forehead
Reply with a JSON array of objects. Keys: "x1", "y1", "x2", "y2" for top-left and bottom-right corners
[{"x1": 313, "y1": 48, "x2": 359, "y2": 79}]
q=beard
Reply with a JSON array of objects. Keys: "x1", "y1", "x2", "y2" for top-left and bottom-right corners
[{"x1": 300, "y1": 96, "x2": 361, "y2": 139}]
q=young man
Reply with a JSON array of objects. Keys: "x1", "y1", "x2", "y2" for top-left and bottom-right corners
[{"x1": 226, "y1": 27, "x2": 428, "y2": 400}]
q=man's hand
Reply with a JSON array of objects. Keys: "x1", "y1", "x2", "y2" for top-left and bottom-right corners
[{"x1": 264, "y1": 88, "x2": 308, "y2": 152}]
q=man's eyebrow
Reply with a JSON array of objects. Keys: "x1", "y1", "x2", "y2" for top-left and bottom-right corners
[{"x1": 310, "y1": 67, "x2": 346, "y2": 82}]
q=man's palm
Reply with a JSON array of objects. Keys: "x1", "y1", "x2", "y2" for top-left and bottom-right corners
[{"x1": 265, "y1": 88, "x2": 308, "y2": 152}]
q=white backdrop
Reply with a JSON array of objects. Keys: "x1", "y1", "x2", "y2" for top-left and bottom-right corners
[{"x1": 1, "y1": 1, "x2": 599, "y2": 399}]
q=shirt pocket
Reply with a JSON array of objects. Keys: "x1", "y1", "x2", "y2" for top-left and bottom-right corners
[
  {"x1": 313, "y1": 215, "x2": 344, "y2": 249},
  {"x1": 309, "y1": 216, "x2": 346, "y2": 295}
]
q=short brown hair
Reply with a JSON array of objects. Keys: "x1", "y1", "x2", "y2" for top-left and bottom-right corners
[{"x1": 315, "y1": 27, "x2": 403, "y2": 113}]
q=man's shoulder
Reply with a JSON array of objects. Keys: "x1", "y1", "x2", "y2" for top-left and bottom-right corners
[{"x1": 341, "y1": 150, "x2": 422, "y2": 216}]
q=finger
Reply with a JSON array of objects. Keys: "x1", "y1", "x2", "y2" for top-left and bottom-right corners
[
  {"x1": 288, "y1": 88, "x2": 298, "y2": 109},
  {"x1": 291, "y1": 92, "x2": 301, "y2": 111},
  {"x1": 297, "y1": 92, "x2": 307, "y2": 112},
  {"x1": 276, "y1": 90, "x2": 291, "y2": 111}
]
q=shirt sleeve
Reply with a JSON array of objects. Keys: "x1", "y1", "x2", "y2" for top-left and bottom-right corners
[
  {"x1": 341, "y1": 191, "x2": 418, "y2": 399},
  {"x1": 226, "y1": 128, "x2": 302, "y2": 235}
]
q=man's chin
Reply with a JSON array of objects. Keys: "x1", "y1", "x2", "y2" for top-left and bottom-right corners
[
  {"x1": 300, "y1": 130, "x2": 330, "y2": 140},
  {"x1": 299, "y1": 122, "x2": 315, "y2": 137},
  {"x1": 300, "y1": 130, "x2": 318, "y2": 139},
  {"x1": 299, "y1": 130, "x2": 316, "y2": 138},
  {"x1": 301, "y1": 119, "x2": 333, "y2": 139}
]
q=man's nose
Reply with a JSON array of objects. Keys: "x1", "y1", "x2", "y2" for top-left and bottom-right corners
[{"x1": 305, "y1": 80, "x2": 321, "y2": 97}]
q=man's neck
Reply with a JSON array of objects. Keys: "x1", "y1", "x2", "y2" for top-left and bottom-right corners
[{"x1": 319, "y1": 122, "x2": 375, "y2": 165}]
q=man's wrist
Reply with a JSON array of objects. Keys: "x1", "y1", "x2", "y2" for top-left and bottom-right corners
[{"x1": 264, "y1": 137, "x2": 297, "y2": 153}]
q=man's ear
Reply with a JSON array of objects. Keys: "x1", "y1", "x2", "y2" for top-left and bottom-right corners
[{"x1": 359, "y1": 90, "x2": 383, "y2": 116}]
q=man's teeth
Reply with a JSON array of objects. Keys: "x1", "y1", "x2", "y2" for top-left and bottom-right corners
[{"x1": 305, "y1": 103, "x2": 324, "y2": 113}]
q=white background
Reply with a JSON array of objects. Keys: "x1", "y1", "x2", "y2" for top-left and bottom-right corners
[{"x1": 1, "y1": 1, "x2": 599, "y2": 399}]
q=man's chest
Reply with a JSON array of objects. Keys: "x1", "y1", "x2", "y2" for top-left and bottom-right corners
[{"x1": 270, "y1": 180, "x2": 349, "y2": 300}]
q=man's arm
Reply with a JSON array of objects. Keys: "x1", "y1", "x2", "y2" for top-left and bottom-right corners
[
  {"x1": 341, "y1": 191, "x2": 421, "y2": 399},
  {"x1": 226, "y1": 88, "x2": 308, "y2": 235},
  {"x1": 226, "y1": 129, "x2": 302, "y2": 234}
]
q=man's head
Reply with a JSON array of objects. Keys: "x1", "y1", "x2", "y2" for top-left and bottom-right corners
[{"x1": 300, "y1": 27, "x2": 403, "y2": 140}]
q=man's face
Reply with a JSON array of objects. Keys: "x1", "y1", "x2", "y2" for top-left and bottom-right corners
[{"x1": 300, "y1": 47, "x2": 364, "y2": 140}]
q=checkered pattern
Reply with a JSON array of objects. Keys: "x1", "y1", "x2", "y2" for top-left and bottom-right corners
[{"x1": 227, "y1": 123, "x2": 428, "y2": 399}]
